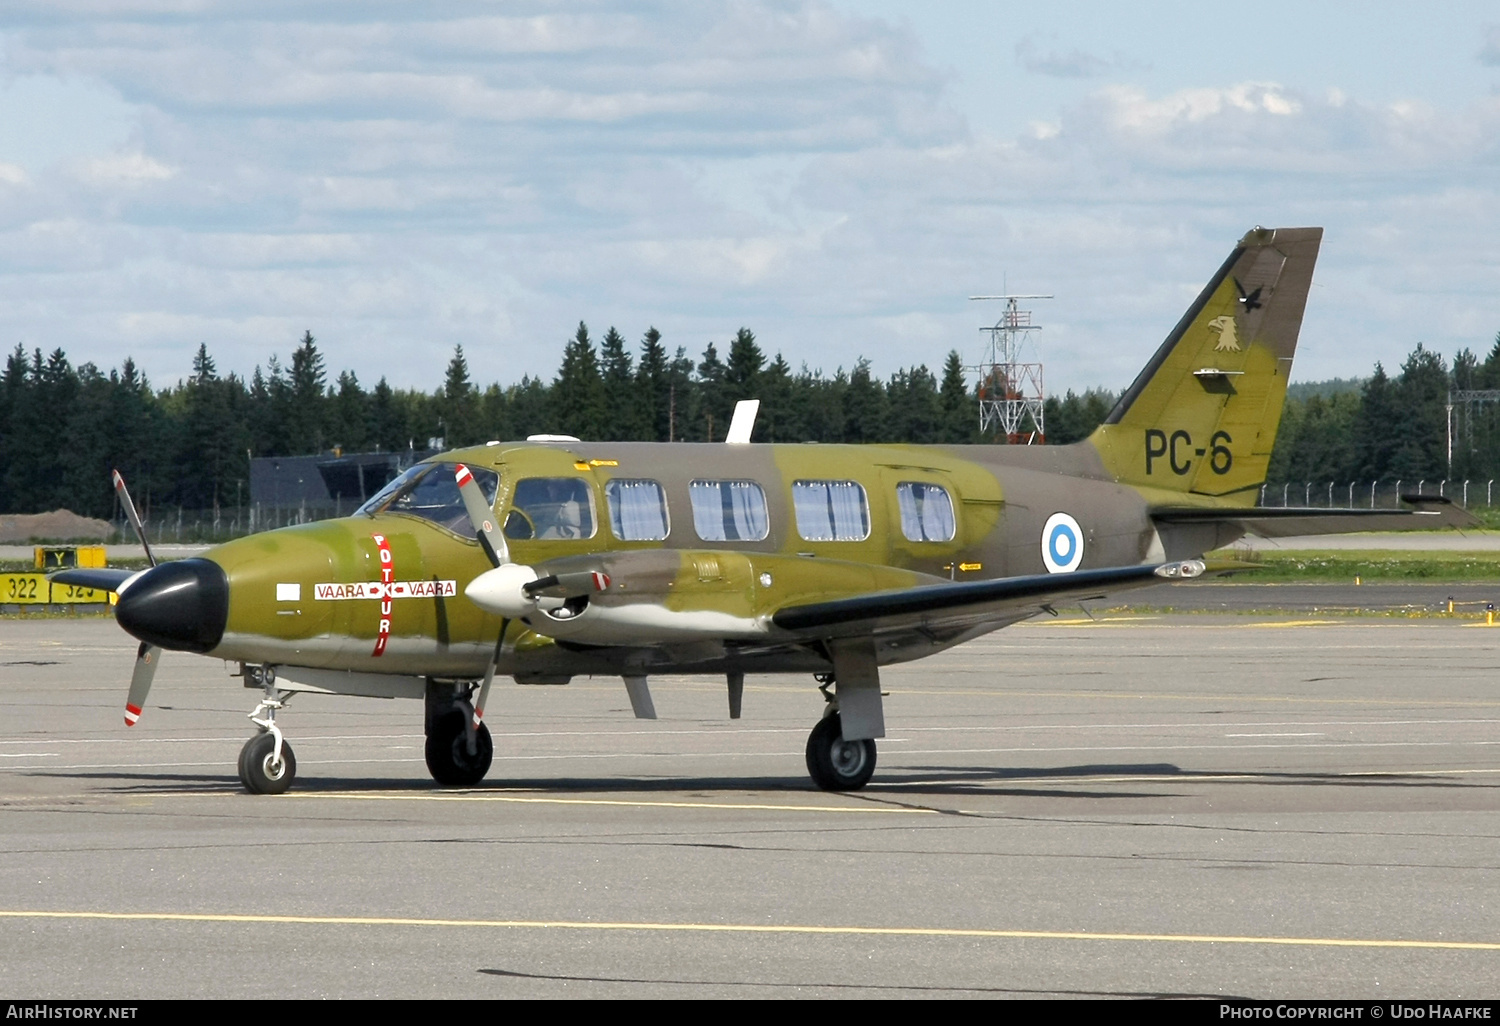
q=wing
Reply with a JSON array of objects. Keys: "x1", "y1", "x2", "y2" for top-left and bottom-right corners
[
  {"x1": 1152, "y1": 496, "x2": 1479, "y2": 539},
  {"x1": 771, "y1": 561, "x2": 1199, "y2": 640},
  {"x1": 49, "y1": 567, "x2": 138, "y2": 593}
]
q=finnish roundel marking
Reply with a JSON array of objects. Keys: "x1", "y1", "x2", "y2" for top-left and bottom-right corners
[{"x1": 1042, "y1": 512, "x2": 1083, "y2": 574}]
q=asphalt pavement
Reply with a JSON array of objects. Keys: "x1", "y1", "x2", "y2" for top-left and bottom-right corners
[{"x1": 0, "y1": 613, "x2": 1497, "y2": 998}]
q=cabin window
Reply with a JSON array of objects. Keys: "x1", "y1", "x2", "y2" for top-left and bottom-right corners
[
  {"x1": 504, "y1": 477, "x2": 596, "y2": 540},
  {"x1": 792, "y1": 480, "x2": 870, "y2": 541},
  {"x1": 896, "y1": 482, "x2": 956, "y2": 542},
  {"x1": 605, "y1": 479, "x2": 670, "y2": 541},
  {"x1": 689, "y1": 480, "x2": 770, "y2": 542},
  {"x1": 357, "y1": 462, "x2": 499, "y2": 537}
]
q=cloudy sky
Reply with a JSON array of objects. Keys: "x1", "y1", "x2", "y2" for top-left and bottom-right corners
[{"x1": 1, "y1": 1, "x2": 1498, "y2": 396}]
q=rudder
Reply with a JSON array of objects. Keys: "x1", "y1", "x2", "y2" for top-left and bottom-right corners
[{"x1": 1087, "y1": 226, "x2": 1322, "y2": 504}]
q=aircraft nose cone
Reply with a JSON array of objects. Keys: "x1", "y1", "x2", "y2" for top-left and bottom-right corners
[{"x1": 115, "y1": 558, "x2": 229, "y2": 654}]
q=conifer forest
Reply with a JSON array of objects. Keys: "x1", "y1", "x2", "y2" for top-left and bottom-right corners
[{"x1": 1, "y1": 322, "x2": 1498, "y2": 524}]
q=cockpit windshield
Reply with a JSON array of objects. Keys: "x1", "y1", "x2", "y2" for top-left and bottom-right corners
[{"x1": 356, "y1": 462, "x2": 499, "y2": 536}]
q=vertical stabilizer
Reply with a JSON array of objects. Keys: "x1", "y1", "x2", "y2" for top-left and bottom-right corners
[{"x1": 1087, "y1": 226, "x2": 1322, "y2": 504}]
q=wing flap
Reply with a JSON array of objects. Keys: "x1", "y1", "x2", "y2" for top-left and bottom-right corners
[
  {"x1": 1153, "y1": 497, "x2": 1479, "y2": 538},
  {"x1": 771, "y1": 562, "x2": 1197, "y2": 637}
]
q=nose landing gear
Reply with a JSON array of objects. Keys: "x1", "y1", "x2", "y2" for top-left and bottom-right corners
[
  {"x1": 424, "y1": 679, "x2": 494, "y2": 786},
  {"x1": 239, "y1": 666, "x2": 296, "y2": 795}
]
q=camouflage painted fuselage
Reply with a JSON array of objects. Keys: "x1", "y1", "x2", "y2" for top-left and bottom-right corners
[{"x1": 205, "y1": 439, "x2": 1178, "y2": 681}]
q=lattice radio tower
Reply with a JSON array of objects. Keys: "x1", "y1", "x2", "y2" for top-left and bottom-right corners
[{"x1": 969, "y1": 294, "x2": 1052, "y2": 444}]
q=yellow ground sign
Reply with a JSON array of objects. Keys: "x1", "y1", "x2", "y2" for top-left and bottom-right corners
[{"x1": 0, "y1": 574, "x2": 110, "y2": 605}]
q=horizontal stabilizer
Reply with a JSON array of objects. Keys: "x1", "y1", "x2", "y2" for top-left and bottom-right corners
[
  {"x1": 49, "y1": 567, "x2": 136, "y2": 593},
  {"x1": 1152, "y1": 497, "x2": 1480, "y2": 539}
]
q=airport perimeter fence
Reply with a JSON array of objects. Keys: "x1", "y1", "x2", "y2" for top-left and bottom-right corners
[
  {"x1": 1262, "y1": 479, "x2": 1500, "y2": 511},
  {"x1": 102, "y1": 500, "x2": 360, "y2": 546}
]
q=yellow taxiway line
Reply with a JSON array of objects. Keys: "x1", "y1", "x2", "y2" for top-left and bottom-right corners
[
  {"x1": 0, "y1": 909, "x2": 1495, "y2": 951},
  {"x1": 156, "y1": 791, "x2": 935, "y2": 815}
]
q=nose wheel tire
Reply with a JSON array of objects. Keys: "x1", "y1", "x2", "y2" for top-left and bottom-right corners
[
  {"x1": 425, "y1": 714, "x2": 493, "y2": 786},
  {"x1": 805, "y1": 713, "x2": 876, "y2": 791},
  {"x1": 239, "y1": 731, "x2": 296, "y2": 795}
]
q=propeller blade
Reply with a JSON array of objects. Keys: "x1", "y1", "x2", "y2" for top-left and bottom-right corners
[
  {"x1": 454, "y1": 464, "x2": 507, "y2": 568},
  {"x1": 471, "y1": 619, "x2": 508, "y2": 729},
  {"x1": 125, "y1": 641, "x2": 160, "y2": 726},
  {"x1": 112, "y1": 469, "x2": 157, "y2": 568},
  {"x1": 522, "y1": 570, "x2": 610, "y2": 599}
]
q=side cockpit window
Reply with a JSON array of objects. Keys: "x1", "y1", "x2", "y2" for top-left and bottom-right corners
[
  {"x1": 792, "y1": 480, "x2": 869, "y2": 541},
  {"x1": 690, "y1": 480, "x2": 769, "y2": 542},
  {"x1": 896, "y1": 482, "x2": 956, "y2": 542},
  {"x1": 605, "y1": 479, "x2": 670, "y2": 541},
  {"x1": 505, "y1": 477, "x2": 597, "y2": 540},
  {"x1": 357, "y1": 462, "x2": 499, "y2": 537}
]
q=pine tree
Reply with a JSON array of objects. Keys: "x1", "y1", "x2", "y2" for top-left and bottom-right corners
[
  {"x1": 334, "y1": 371, "x2": 369, "y2": 452},
  {"x1": 636, "y1": 328, "x2": 670, "y2": 441},
  {"x1": 479, "y1": 383, "x2": 510, "y2": 443},
  {"x1": 177, "y1": 345, "x2": 247, "y2": 510},
  {"x1": 1354, "y1": 363, "x2": 1396, "y2": 481},
  {"x1": 843, "y1": 359, "x2": 886, "y2": 442},
  {"x1": 757, "y1": 353, "x2": 798, "y2": 442},
  {"x1": 938, "y1": 350, "x2": 974, "y2": 443},
  {"x1": 106, "y1": 357, "x2": 159, "y2": 517},
  {"x1": 798, "y1": 365, "x2": 846, "y2": 442},
  {"x1": 510, "y1": 375, "x2": 552, "y2": 439},
  {"x1": 368, "y1": 377, "x2": 405, "y2": 452},
  {"x1": 552, "y1": 322, "x2": 606, "y2": 440},
  {"x1": 889, "y1": 365, "x2": 943, "y2": 444},
  {"x1": 694, "y1": 342, "x2": 727, "y2": 442},
  {"x1": 725, "y1": 328, "x2": 764, "y2": 404},
  {"x1": 599, "y1": 327, "x2": 640, "y2": 440},
  {"x1": 440, "y1": 345, "x2": 477, "y2": 447},
  {"x1": 1389, "y1": 344, "x2": 1449, "y2": 483},
  {"x1": 60, "y1": 362, "x2": 117, "y2": 517},
  {"x1": 287, "y1": 330, "x2": 327, "y2": 454},
  {"x1": 666, "y1": 346, "x2": 696, "y2": 442}
]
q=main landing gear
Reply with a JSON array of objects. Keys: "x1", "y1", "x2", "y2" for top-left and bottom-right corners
[
  {"x1": 805, "y1": 712, "x2": 877, "y2": 791},
  {"x1": 804, "y1": 656, "x2": 882, "y2": 792},
  {"x1": 424, "y1": 679, "x2": 493, "y2": 786},
  {"x1": 239, "y1": 667, "x2": 296, "y2": 795}
]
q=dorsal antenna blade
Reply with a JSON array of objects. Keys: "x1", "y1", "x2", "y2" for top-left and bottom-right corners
[{"x1": 725, "y1": 399, "x2": 759, "y2": 444}]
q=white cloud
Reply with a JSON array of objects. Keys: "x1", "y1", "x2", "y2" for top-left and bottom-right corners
[
  {"x1": 0, "y1": 3, "x2": 1495, "y2": 402},
  {"x1": 1100, "y1": 82, "x2": 1302, "y2": 132},
  {"x1": 74, "y1": 151, "x2": 175, "y2": 185}
]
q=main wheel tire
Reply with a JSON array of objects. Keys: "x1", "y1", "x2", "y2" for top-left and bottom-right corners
[
  {"x1": 237, "y1": 727, "x2": 269, "y2": 788},
  {"x1": 805, "y1": 713, "x2": 877, "y2": 791},
  {"x1": 240, "y1": 732, "x2": 296, "y2": 795},
  {"x1": 425, "y1": 714, "x2": 493, "y2": 786}
]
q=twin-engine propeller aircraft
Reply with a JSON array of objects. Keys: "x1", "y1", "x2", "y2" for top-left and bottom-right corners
[{"x1": 55, "y1": 226, "x2": 1474, "y2": 794}]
